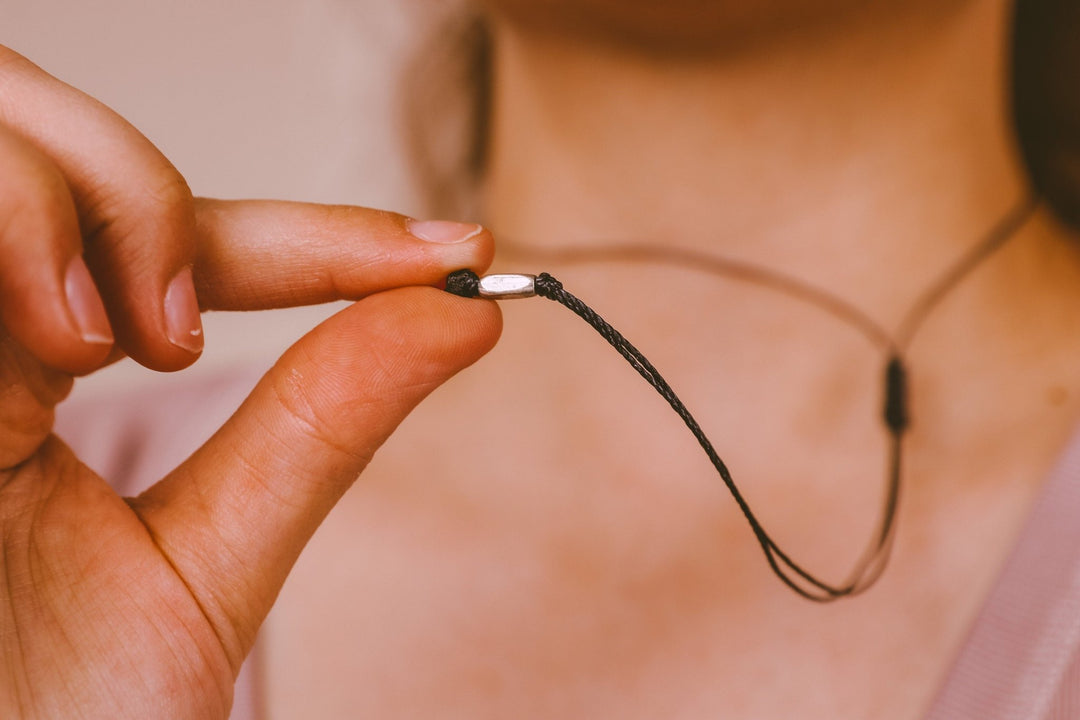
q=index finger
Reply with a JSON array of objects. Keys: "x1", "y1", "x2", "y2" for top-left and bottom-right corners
[{"x1": 192, "y1": 199, "x2": 495, "y2": 311}]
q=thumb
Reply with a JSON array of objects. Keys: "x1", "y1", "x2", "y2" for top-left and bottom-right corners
[{"x1": 128, "y1": 287, "x2": 501, "y2": 671}]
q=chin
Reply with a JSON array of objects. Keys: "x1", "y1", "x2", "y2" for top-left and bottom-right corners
[{"x1": 477, "y1": 0, "x2": 883, "y2": 54}]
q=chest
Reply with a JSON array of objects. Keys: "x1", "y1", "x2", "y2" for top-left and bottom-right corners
[{"x1": 262, "y1": 403, "x2": 1029, "y2": 720}]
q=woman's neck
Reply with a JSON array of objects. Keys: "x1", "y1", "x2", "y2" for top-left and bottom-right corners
[{"x1": 481, "y1": 0, "x2": 1028, "y2": 327}]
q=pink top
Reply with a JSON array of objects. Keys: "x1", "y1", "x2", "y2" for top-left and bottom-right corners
[
  {"x1": 55, "y1": 369, "x2": 1080, "y2": 719},
  {"x1": 923, "y1": 423, "x2": 1080, "y2": 718}
]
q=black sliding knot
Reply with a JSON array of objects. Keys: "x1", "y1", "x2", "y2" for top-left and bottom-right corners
[
  {"x1": 534, "y1": 272, "x2": 563, "y2": 298},
  {"x1": 883, "y1": 355, "x2": 910, "y2": 435},
  {"x1": 445, "y1": 269, "x2": 480, "y2": 298}
]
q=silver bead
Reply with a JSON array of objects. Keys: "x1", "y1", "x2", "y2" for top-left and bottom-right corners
[{"x1": 476, "y1": 273, "x2": 537, "y2": 299}]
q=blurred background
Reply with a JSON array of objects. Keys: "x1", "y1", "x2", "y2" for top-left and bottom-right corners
[{"x1": 5, "y1": 0, "x2": 431, "y2": 399}]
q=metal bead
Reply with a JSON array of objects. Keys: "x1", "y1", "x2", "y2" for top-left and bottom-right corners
[{"x1": 476, "y1": 273, "x2": 537, "y2": 299}]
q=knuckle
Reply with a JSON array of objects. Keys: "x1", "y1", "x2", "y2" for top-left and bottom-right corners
[
  {"x1": 139, "y1": 166, "x2": 194, "y2": 217},
  {"x1": 124, "y1": 165, "x2": 195, "y2": 233},
  {"x1": 0, "y1": 133, "x2": 77, "y2": 247},
  {"x1": 83, "y1": 163, "x2": 195, "y2": 247}
]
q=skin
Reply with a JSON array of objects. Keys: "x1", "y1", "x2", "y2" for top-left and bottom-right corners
[
  {"x1": 0, "y1": 46, "x2": 501, "y2": 717},
  {"x1": 478, "y1": 0, "x2": 960, "y2": 55},
  {"x1": 5, "y1": 0, "x2": 1080, "y2": 717},
  {"x1": 263, "y1": 0, "x2": 1080, "y2": 718}
]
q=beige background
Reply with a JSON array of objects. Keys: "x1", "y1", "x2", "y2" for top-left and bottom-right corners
[{"x1": 5, "y1": 0, "x2": 430, "y2": 398}]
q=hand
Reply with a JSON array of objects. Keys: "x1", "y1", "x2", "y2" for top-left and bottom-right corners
[{"x1": 0, "y1": 46, "x2": 501, "y2": 718}]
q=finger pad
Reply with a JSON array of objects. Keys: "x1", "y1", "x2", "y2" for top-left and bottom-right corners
[{"x1": 268, "y1": 288, "x2": 501, "y2": 445}]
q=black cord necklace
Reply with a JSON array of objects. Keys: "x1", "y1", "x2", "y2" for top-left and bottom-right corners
[{"x1": 445, "y1": 197, "x2": 1039, "y2": 602}]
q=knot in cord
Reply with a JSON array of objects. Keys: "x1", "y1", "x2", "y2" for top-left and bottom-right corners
[
  {"x1": 445, "y1": 269, "x2": 480, "y2": 298},
  {"x1": 534, "y1": 273, "x2": 563, "y2": 298}
]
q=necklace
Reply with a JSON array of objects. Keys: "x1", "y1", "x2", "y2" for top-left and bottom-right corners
[{"x1": 445, "y1": 197, "x2": 1039, "y2": 601}]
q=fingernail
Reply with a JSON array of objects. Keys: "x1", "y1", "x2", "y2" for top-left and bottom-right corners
[
  {"x1": 164, "y1": 266, "x2": 204, "y2": 354},
  {"x1": 408, "y1": 219, "x2": 483, "y2": 244},
  {"x1": 64, "y1": 255, "x2": 114, "y2": 345}
]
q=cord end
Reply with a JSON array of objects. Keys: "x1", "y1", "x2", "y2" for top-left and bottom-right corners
[{"x1": 445, "y1": 269, "x2": 480, "y2": 298}]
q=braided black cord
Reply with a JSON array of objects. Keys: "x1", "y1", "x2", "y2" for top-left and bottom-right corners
[
  {"x1": 446, "y1": 268, "x2": 901, "y2": 601},
  {"x1": 533, "y1": 272, "x2": 899, "y2": 601}
]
